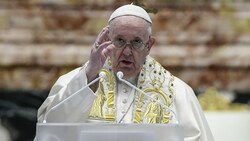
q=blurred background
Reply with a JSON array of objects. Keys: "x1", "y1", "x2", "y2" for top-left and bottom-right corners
[{"x1": 0, "y1": 0, "x2": 249, "y2": 141}]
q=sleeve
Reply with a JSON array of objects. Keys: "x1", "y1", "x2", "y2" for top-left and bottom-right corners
[
  {"x1": 37, "y1": 67, "x2": 97, "y2": 123},
  {"x1": 174, "y1": 77, "x2": 214, "y2": 141}
]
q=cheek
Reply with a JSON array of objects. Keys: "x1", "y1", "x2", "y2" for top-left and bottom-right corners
[
  {"x1": 134, "y1": 53, "x2": 147, "y2": 68},
  {"x1": 111, "y1": 50, "x2": 121, "y2": 64}
]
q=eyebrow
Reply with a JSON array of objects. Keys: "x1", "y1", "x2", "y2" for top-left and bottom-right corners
[{"x1": 114, "y1": 35, "x2": 143, "y2": 41}]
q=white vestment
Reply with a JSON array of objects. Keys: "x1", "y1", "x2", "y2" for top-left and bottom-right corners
[{"x1": 37, "y1": 56, "x2": 214, "y2": 141}]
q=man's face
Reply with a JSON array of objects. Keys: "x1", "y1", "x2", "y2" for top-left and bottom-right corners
[{"x1": 109, "y1": 16, "x2": 155, "y2": 79}]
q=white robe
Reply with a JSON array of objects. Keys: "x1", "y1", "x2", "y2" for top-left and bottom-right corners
[{"x1": 37, "y1": 67, "x2": 214, "y2": 141}]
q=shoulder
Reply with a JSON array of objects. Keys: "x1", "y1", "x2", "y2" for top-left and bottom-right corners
[
  {"x1": 174, "y1": 76, "x2": 194, "y2": 93},
  {"x1": 54, "y1": 67, "x2": 83, "y2": 87},
  {"x1": 147, "y1": 56, "x2": 195, "y2": 97},
  {"x1": 172, "y1": 75, "x2": 199, "y2": 106}
]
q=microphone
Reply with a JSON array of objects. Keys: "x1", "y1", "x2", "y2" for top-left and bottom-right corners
[
  {"x1": 116, "y1": 71, "x2": 124, "y2": 80},
  {"x1": 116, "y1": 71, "x2": 178, "y2": 124},
  {"x1": 43, "y1": 72, "x2": 106, "y2": 123}
]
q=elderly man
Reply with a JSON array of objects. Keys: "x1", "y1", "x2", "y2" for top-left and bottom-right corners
[{"x1": 37, "y1": 4, "x2": 214, "y2": 141}]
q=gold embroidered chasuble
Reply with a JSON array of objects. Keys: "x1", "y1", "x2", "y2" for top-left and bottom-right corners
[{"x1": 87, "y1": 56, "x2": 175, "y2": 124}]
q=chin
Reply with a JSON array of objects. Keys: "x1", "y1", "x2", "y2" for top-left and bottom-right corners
[
  {"x1": 120, "y1": 70, "x2": 138, "y2": 80},
  {"x1": 123, "y1": 74, "x2": 133, "y2": 80},
  {"x1": 113, "y1": 66, "x2": 139, "y2": 79}
]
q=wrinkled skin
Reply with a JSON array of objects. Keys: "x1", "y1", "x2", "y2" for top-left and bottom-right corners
[{"x1": 86, "y1": 16, "x2": 155, "y2": 91}]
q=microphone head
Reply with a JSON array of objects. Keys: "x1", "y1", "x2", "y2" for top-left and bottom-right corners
[
  {"x1": 117, "y1": 71, "x2": 124, "y2": 79},
  {"x1": 99, "y1": 72, "x2": 106, "y2": 78}
]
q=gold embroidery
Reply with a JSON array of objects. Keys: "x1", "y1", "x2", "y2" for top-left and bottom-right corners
[
  {"x1": 87, "y1": 56, "x2": 175, "y2": 124},
  {"x1": 133, "y1": 57, "x2": 175, "y2": 124},
  {"x1": 144, "y1": 88, "x2": 169, "y2": 106},
  {"x1": 88, "y1": 68, "x2": 115, "y2": 121},
  {"x1": 89, "y1": 80, "x2": 105, "y2": 120},
  {"x1": 134, "y1": 107, "x2": 142, "y2": 123},
  {"x1": 105, "y1": 90, "x2": 115, "y2": 121},
  {"x1": 134, "y1": 97, "x2": 144, "y2": 123},
  {"x1": 162, "y1": 111, "x2": 170, "y2": 124},
  {"x1": 143, "y1": 94, "x2": 162, "y2": 124},
  {"x1": 101, "y1": 68, "x2": 115, "y2": 121},
  {"x1": 168, "y1": 74, "x2": 175, "y2": 105},
  {"x1": 142, "y1": 88, "x2": 170, "y2": 124}
]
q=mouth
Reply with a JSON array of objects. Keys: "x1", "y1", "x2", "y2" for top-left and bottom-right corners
[{"x1": 120, "y1": 60, "x2": 133, "y2": 66}]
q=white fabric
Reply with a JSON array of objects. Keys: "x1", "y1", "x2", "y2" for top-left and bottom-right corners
[
  {"x1": 37, "y1": 66, "x2": 214, "y2": 141},
  {"x1": 108, "y1": 4, "x2": 152, "y2": 24},
  {"x1": 37, "y1": 68, "x2": 97, "y2": 123},
  {"x1": 116, "y1": 81, "x2": 135, "y2": 123}
]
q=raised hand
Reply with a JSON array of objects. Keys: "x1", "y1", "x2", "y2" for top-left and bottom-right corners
[{"x1": 86, "y1": 26, "x2": 114, "y2": 85}]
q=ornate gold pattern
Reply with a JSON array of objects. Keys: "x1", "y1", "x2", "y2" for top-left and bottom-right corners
[
  {"x1": 143, "y1": 94, "x2": 163, "y2": 123},
  {"x1": 87, "y1": 56, "x2": 176, "y2": 124},
  {"x1": 168, "y1": 74, "x2": 175, "y2": 106},
  {"x1": 89, "y1": 80, "x2": 105, "y2": 119}
]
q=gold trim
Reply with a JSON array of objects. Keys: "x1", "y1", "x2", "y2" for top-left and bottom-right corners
[{"x1": 143, "y1": 88, "x2": 169, "y2": 106}]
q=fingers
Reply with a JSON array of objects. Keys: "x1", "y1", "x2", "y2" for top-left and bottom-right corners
[
  {"x1": 93, "y1": 26, "x2": 110, "y2": 51},
  {"x1": 87, "y1": 26, "x2": 112, "y2": 73},
  {"x1": 95, "y1": 41, "x2": 112, "y2": 52},
  {"x1": 86, "y1": 26, "x2": 111, "y2": 83},
  {"x1": 90, "y1": 41, "x2": 113, "y2": 65},
  {"x1": 96, "y1": 26, "x2": 110, "y2": 45}
]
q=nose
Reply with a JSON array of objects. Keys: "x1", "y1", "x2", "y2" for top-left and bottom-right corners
[{"x1": 122, "y1": 44, "x2": 133, "y2": 56}]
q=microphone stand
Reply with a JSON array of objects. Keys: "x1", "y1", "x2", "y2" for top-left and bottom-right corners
[
  {"x1": 43, "y1": 72, "x2": 106, "y2": 123},
  {"x1": 116, "y1": 71, "x2": 178, "y2": 124}
]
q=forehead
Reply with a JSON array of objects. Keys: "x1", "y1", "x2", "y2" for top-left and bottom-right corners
[{"x1": 109, "y1": 16, "x2": 149, "y2": 37}]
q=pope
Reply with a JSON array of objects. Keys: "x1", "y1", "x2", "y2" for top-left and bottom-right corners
[{"x1": 37, "y1": 4, "x2": 214, "y2": 141}]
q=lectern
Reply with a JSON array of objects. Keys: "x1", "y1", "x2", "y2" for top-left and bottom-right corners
[{"x1": 35, "y1": 123, "x2": 183, "y2": 141}]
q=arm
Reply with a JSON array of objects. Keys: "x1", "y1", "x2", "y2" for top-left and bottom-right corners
[
  {"x1": 37, "y1": 68, "x2": 97, "y2": 123},
  {"x1": 85, "y1": 26, "x2": 113, "y2": 92},
  {"x1": 37, "y1": 26, "x2": 114, "y2": 123},
  {"x1": 174, "y1": 78, "x2": 214, "y2": 141}
]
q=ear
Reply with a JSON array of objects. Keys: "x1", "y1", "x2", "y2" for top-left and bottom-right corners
[{"x1": 146, "y1": 36, "x2": 155, "y2": 52}]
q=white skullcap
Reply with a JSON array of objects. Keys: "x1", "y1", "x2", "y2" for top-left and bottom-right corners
[{"x1": 108, "y1": 4, "x2": 152, "y2": 24}]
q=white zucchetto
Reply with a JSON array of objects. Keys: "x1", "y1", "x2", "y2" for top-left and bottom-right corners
[{"x1": 108, "y1": 4, "x2": 152, "y2": 24}]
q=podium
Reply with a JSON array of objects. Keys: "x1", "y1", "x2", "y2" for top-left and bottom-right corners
[{"x1": 35, "y1": 123, "x2": 184, "y2": 141}]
